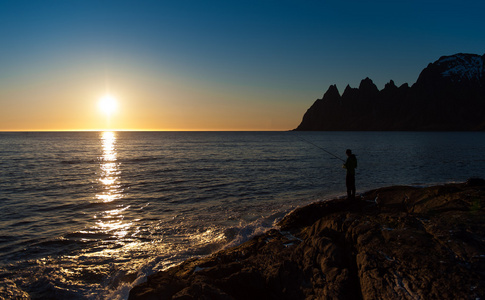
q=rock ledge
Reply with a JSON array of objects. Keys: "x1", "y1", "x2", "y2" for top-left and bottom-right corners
[{"x1": 129, "y1": 179, "x2": 485, "y2": 299}]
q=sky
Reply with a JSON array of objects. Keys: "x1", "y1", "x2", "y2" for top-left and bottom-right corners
[{"x1": 1, "y1": 0, "x2": 484, "y2": 131}]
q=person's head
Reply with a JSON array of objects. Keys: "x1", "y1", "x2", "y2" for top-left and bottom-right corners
[{"x1": 346, "y1": 149, "x2": 352, "y2": 156}]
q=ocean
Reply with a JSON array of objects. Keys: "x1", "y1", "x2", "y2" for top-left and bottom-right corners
[{"x1": 1, "y1": 131, "x2": 484, "y2": 299}]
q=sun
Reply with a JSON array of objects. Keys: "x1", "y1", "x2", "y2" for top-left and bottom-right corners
[{"x1": 98, "y1": 94, "x2": 118, "y2": 116}]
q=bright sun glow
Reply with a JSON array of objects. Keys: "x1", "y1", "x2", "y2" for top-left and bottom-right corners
[{"x1": 98, "y1": 94, "x2": 118, "y2": 116}]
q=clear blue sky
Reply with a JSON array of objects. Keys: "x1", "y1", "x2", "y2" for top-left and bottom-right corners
[{"x1": 1, "y1": 0, "x2": 484, "y2": 130}]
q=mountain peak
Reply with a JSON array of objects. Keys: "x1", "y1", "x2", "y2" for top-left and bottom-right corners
[
  {"x1": 295, "y1": 53, "x2": 485, "y2": 131},
  {"x1": 322, "y1": 84, "x2": 341, "y2": 100},
  {"x1": 358, "y1": 77, "x2": 377, "y2": 90},
  {"x1": 434, "y1": 53, "x2": 484, "y2": 83}
]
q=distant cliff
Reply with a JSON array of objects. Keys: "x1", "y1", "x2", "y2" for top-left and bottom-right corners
[{"x1": 295, "y1": 53, "x2": 485, "y2": 131}]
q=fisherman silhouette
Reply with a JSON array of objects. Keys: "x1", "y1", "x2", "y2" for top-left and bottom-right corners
[{"x1": 343, "y1": 149, "x2": 357, "y2": 200}]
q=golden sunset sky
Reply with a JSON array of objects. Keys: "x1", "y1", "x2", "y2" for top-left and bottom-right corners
[{"x1": 1, "y1": 1, "x2": 484, "y2": 131}]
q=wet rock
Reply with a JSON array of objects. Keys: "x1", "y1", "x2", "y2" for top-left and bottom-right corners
[{"x1": 129, "y1": 180, "x2": 485, "y2": 300}]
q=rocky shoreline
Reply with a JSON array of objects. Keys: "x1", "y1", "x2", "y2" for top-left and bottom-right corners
[{"x1": 129, "y1": 179, "x2": 485, "y2": 299}]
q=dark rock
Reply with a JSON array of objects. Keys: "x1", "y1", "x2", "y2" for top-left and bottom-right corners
[
  {"x1": 129, "y1": 180, "x2": 485, "y2": 300},
  {"x1": 323, "y1": 84, "x2": 341, "y2": 101},
  {"x1": 295, "y1": 53, "x2": 485, "y2": 131},
  {"x1": 466, "y1": 177, "x2": 485, "y2": 187}
]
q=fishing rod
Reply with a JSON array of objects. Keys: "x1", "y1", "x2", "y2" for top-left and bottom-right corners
[{"x1": 294, "y1": 133, "x2": 346, "y2": 162}]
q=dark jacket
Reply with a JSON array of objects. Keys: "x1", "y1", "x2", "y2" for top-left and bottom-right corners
[{"x1": 344, "y1": 154, "x2": 357, "y2": 175}]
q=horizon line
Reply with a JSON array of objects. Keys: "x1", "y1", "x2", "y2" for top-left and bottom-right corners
[{"x1": 0, "y1": 129, "x2": 292, "y2": 132}]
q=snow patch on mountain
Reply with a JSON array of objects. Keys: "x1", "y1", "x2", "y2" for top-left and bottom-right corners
[{"x1": 439, "y1": 54, "x2": 484, "y2": 82}]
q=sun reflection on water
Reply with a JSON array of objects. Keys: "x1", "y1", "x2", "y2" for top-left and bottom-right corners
[
  {"x1": 93, "y1": 131, "x2": 131, "y2": 242},
  {"x1": 94, "y1": 206, "x2": 132, "y2": 238},
  {"x1": 96, "y1": 131, "x2": 122, "y2": 203}
]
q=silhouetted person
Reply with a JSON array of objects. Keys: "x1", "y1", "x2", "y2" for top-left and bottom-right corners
[{"x1": 343, "y1": 149, "x2": 357, "y2": 200}]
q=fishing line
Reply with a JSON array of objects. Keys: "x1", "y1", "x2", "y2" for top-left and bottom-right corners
[{"x1": 292, "y1": 133, "x2": 345, "y2": 162}]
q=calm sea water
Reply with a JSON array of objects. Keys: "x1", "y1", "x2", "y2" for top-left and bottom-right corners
[{"x1": 1, "y1": 131, "x2": 484, "y2": 299}]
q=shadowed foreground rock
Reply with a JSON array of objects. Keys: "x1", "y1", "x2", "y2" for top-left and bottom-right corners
[{"x1": 129, "y1": 179, "x2": 485, "y2": 299}]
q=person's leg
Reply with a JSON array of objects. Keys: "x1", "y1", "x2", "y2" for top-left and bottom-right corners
[
  {"x1": 347, "y1": 173, "x2": 355, "y2": 200},
  {"x1": 351, "y1": 175, "x2": 356, "y2": 199},
  {"x1": 346, "y1": 173, "x2": 352, "y2": 199}
]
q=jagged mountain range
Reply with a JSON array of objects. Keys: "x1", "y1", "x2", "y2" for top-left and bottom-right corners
[{"x1": 295, "y1": 53, "x2": 485, "y2": 131}]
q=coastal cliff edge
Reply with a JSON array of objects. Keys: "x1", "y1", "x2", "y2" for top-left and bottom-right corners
[{"x1": 129, "y1": 179, "x2": 485, "y2": 299}]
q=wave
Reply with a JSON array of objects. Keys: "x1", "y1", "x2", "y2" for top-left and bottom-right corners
[
  {"x1": 60, "y1": 159, "x2": 89, "y2": 165},
  {"x1": 59, "y1": 156, "x2": 161, "y2": 165},
  {"x1": 64, "y1": 231, "x2": 114, "y2": 241},
  {"x1": 119, "y1": 157, "x2": 161, "y2": 164}
]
